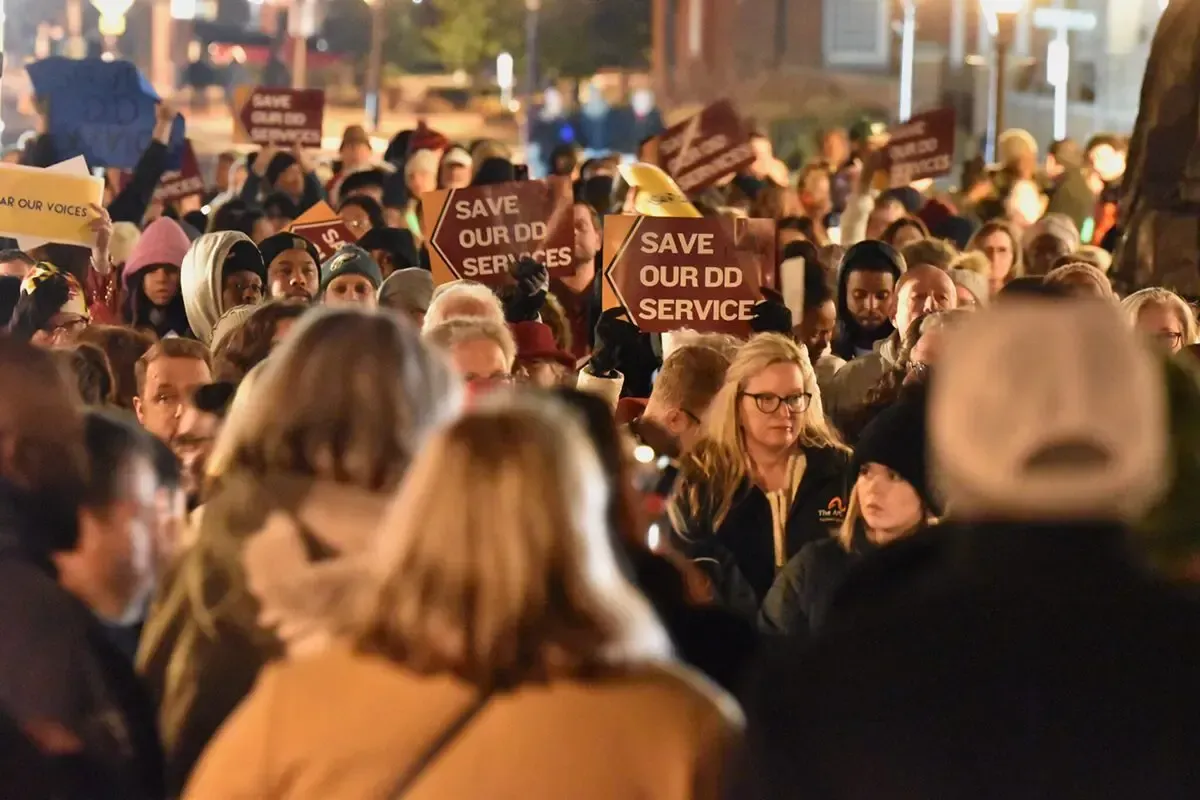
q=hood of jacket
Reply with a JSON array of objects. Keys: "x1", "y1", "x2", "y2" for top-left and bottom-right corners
[
  {"x1": 241, "y1": 476, "x2": 393, "y2": 656},
  {"x1": 181, "y1": 231, "x2": 253, "y2": 346},
  {"x1": 833, "y1": 263, "x2": 902, "y2": 360}
]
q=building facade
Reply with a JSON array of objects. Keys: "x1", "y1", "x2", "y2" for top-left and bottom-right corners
[{"x1": 652, "y1": 0, "x2": 1162, "y2": 154}]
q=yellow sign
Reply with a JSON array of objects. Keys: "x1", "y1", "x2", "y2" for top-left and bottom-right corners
[
  {"x1": 0, "y1": 163, "x2": 104, "y2": 248},
  {"x1": 617, "y1": 163, "x2": 702, "y2": 218}
]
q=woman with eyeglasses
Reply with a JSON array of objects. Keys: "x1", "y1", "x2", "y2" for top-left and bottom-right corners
[
  {"x1": 423, "y1": 316, "x2": 516, "y2": 404},
  {"x1": 667, "y1": 334, "x2": 851, "y2": 615},
  {"x1": 1122, "y1": 288, "x2": 1198, "y2": 355},
  {"x1": 761, "y1": 391, "x2": 935, "y2": 636}
]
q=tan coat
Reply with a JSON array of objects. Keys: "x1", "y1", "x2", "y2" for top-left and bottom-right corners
[
  {"x1": 183, "y1": 647, "x2": 743, "y2": 800},
  {"x1": 137, "y1": 472, "x2": 393, "y2": 795}
]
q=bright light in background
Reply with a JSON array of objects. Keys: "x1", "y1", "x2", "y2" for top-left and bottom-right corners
[
  {"x1": 497, "y1": 51, "x2": 515, "y2": 109},
  {"x1": 647, "y1": 523, "x2": 661, "y2": 551},
  {"x1": 980, "y1": 0, "x2": 1026, "y2": 35}
]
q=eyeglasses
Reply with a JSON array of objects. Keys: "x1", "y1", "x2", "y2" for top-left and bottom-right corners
[
  {"x1": 49, "y1": 315, "x2": 88, "y2": 337},
  {"x1": 906, "y1": 362, "x2": 931, "y2": 382},
  {"x1": 680, "y1": 409, "x2": 703, "y2": 426},
  {"x1": 1155, "y1": 331, "x2": 1184, "y2": 348},
  {"x1": 741, "y1": 392, "x2": 811, "y2": 414}
]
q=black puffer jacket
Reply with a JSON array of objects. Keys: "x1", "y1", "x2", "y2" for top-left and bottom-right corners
[
  {"x1": 760, "y1": 533, "x2": 877, "y2": 637},
  {"x1": 670, "y1": 445, "x2": 851, "y2": 616}
]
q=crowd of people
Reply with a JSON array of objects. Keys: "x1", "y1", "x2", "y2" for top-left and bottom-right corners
[{"x1": 3, "y1": 99, "x2": 1200, "y2": 800}]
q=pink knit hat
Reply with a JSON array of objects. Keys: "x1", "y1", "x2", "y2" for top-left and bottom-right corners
[{"x1": 122, "y1": 217, "x2": 192, "y2": 290}]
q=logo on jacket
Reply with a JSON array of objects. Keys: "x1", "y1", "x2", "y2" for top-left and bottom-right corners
[{"x1": 818, "y1": 496, "x2": 847, "y2": 524}]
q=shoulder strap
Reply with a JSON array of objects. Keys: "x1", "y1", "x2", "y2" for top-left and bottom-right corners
[{"x1": 391, "y1": 692, "x2": 492, "y2": 798}]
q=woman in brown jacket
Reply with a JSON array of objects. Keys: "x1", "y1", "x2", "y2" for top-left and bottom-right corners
[
  {"x1": 183, "y1": 399, "x2": 743, "y2": 800},
  {"x1": 136, "y1": 307, "x2": 461, "y2": 795}
]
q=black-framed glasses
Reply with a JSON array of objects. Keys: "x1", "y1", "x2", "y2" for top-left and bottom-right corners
[
  {"x1": 906, "y1": 362, "x2": 931, "y2": 382},
  {"x1": 741, "y1": 392, "x2": 811, "y2": 414},
  {"x1": 1154, "y1": 331, "x2": 1184, "y2": 348},
  {"x1": 680, "y1": 408, "x2": 703, "y2": 426}
]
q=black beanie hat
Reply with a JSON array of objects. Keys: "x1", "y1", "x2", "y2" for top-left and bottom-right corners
[
  {"x1": 851, "y1": 391, "x2": 935, "y2": 512},
  {"x1": 221, "y1": 240, "x2": 266, "y2": 283},
  {"x1": 259, "y1": 232, "x2": 320, "y2": 271},
  {"x1": 839, "y1": 240, "x2": 906, "y2": 279},
  {"x1": 265, "y1": 151, "x2": 299, "y2": 187},
  {"x1": 320, "y1": 245, "x2": 384, "y2": 295}
]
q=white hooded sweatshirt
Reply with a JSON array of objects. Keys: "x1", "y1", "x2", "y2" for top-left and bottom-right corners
[{"x1": 181, "y1": 231, "x2": 258, "y2": 347}]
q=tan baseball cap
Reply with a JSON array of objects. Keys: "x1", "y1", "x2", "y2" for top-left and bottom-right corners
[{"x1": 931, "y1": 300, "x2": 1169, "y2": 522}]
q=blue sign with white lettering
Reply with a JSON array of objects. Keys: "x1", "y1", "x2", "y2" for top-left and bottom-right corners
[{"x1": 27, "y1": 57, "x2": 185, "y2": 170}]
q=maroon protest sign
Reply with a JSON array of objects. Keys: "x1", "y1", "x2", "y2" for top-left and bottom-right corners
[
  {"x1": 152, "y1": 140, "x2": 203, "y2": 203},
  {"x1": 602, "y1": 215, "x2": 776, "y2": 335},
  {"x1": 233, "y1": 87, "x2": 325, "y2": 147},
  {"x1": 649, "y1": 100, "x2": 756, "y2": 195},
  {"x1": 287, "y1": 201, "x2": 359, "y2": 261},
  {"x1": 422, "y1": 177, "x2": 574, "y2": 287},
  {"x1": 883, "y1": 107, "x2": 957, "y2": 187}
]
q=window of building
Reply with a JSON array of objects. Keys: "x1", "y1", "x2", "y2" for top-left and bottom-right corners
[{"x1": 823, "y1": 0, "x2": 889, "y2": 67}]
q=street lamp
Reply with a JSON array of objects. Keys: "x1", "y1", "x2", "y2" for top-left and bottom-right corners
[
  {"x1": 898, "y1": 0, "x2": 916, "y2": 122},
  {"x1": 980, "y1": 0, "x2": 1024, "y2": 163},
  {"x1": 497, "y1": 51, "x2": 514, "y2": 110},
  {"x1": 363, "y1": 0, "x2": 386, "y2": 132},
  {"x1": 523, "y1": 0, "x2": 540, "y2": 146},
  {"x1": 1033, "y1": 6, "x2": 1096, "y2": 143},
  {"x1": 91, "y1": 0, "x2": 136, "y2": 57}
]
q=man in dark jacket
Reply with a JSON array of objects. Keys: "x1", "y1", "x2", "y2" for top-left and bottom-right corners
[
  {"x1": 830, "y1": 241, "x2": 905, "y2": 362},
  {"x1": 734, "y1": 300, "x2": 1200, "y2": 799},
  {"x1": 0, "y1": 338, "x2": 164, "y2": 800}
]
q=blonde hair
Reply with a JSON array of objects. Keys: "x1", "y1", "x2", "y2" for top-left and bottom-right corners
[
  {"x1": 835, "y1": 488, "x2": 864, "y2": 551},
  {"x1": 950, "y1": 250, "x2": 990, "y2": 278},
  {"x1": 1122, "y1": 288, "x2": 1199, "y2": 347},
  {"x1": 352, "y1": 399, "x2": 672, "y2": 686},
  {"x1": 670, "y1": 334, "x2": 848, "y2": 534},
  {"x1": 901, "y1": 237, "x2": 958, "y2": 271},
  {"x1": 140, "y1": 308, "x2": 461, "y2": 718},
  {"x1": 423, "y1": 280, "x2": 505, "y2": 330},
  {"x1": 423, "y1": 315, "x2": 517, "y2": 372},
  {"x1": 1043, "y1": 262, "x2": 1115, "y2": 302}
]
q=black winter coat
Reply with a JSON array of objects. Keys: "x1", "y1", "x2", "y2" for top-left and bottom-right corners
[
  {"x1": 734, "y1": 522, "x2": 1200, "y2": 800},
  {"x1": 672, "y1": 446, "x2": 851, "y2": 615},
  {"x1": 0, "y1": 481, "x2": 164, "y2": 800},
  {"x1": 759, "y1": 533, "x2": 877, "y2": 637}
]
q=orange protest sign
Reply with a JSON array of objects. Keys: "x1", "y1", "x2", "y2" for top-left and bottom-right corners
[
  {"x1": 422, "y1": 177, "x2": 574, "y2": 287},
  {"x1": 286, "y1": 201, "x2": 359, "y2": 261},
  {"x1": 602, "y1": 215, "x2": 776, "y2": 335}
]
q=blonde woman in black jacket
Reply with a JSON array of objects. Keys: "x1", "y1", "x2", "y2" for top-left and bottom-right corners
[{"x1": 668, "y1": 334, "x2": 851, "y2": 615}]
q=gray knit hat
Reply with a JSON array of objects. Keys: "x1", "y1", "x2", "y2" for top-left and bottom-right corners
[
  {"x1": 948, "y1": 268, "x2": 989, "y2": 307},
  {"x1": 378, "y1": 267, "x2": 434, "y2": 314},
  {"x1": 931, "y1": 300, "x2": 1168, "y2": 522}
]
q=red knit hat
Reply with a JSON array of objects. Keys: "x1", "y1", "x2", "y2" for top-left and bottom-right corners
[
  {"x1": 407, "y1": 121, "x2": 450, "y2": 156},
  {"x1": 122, "y1": 218, "x2": 191, "y2": 290},
  {"x1": 509, "y1": 321, "x2": 576, "y2": 369}
]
